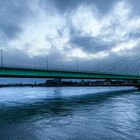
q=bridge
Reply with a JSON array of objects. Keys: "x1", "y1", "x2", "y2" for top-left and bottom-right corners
[{"x1": 0, "y1": 66, "x2": 140, "y2": 80}]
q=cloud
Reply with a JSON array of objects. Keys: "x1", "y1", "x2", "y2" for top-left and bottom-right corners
[
  {"x1": 69, "y1": 1, "x2": 140, "y2": 57},
  {"x1": 111, "y1": 40, "x2": 139, "y2": 54},
  {"x1": 42, "y1": 0, "x2": 116, "y2": 14},
  {"x1": 0, "y1": 0, "x2": 140, "y2": 72},
  {"x1": 0, "y1": 0, "x2": 32, "y2": 39}
]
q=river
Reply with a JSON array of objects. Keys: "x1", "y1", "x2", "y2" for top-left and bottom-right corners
[{"x1": 0, "y1": 86, "x2": 140, "y2": 140}]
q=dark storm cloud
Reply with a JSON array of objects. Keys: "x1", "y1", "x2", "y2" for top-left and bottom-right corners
[
  {"x1": 0, "y1": 0, "x2": 31, "y2": 40},
  {"x1": 0, "y1": 23, "x2": 21, "y2": 39},
  {"x1": 129, "y1": 0, "x2": 140, "y2": 14},
  {"x1": 71, "y1": 35, "x2": 111, "y2": 53},
  {"x1": 128, "y1": 32, "x2": 140, "y2": 40},
  {"x1": 41, "y1": 0, "x2": 116, "y2": 13}
]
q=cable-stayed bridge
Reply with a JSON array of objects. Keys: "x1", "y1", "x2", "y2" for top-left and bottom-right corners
[
  {"x1": 0, "y1": 65, "x2": 140, "y2": 80},
  {"x1": 0, "y1": 53, "x2": 140, "y2": 81}
]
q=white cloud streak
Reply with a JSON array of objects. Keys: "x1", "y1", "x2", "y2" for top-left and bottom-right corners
[{"x1": 6, "y1": 0, "x2": 140, "y2": 61}]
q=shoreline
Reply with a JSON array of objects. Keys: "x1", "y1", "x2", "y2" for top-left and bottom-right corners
[
  {"x1": 0, "y1": 84, "x2": 136, "y2": 87},
  {"x1": 0, "y1": 84, "x2": 137, "y2": 88}
]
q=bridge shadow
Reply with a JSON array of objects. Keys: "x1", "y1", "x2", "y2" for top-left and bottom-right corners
[{"x1": 0, "y1": 88, "x2": 138, "y2": 125}]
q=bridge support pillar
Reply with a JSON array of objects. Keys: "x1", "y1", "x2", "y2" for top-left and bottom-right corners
[
  {"x1": 133, "y1": 80, "x2": 140, "y2": 90},
  {"x1": 53, "y1": 78, "x2": 62, "y2": 86},
  {"x1": 133, "y1": 80, "x2": 139, "y2": 85},
  {"x1": 80, "y1": 79, "x2": 86, "y2": 86}
]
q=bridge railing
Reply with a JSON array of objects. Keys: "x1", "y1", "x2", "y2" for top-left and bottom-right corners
[{"x1": 0, "y1": 63, "x2": 138, "y2": 76}]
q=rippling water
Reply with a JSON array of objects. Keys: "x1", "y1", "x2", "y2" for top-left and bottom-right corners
[{"x1": 0, "y1": 86, "x2": 140, "y2": 140}]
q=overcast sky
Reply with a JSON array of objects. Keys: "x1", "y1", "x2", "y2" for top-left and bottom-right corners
[{"x1": 0, "y1": 0, "x2": 140, "y2": 73}]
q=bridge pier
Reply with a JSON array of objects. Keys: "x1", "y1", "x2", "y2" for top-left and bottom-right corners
[
  {"x1": 134, "y1": 80, "x2": 140, "y2": 90},
  {"x1": 53, "y1": 78, "x2": 62, "y2": 86},
  {"x1": 80, "y1": 79, "x2": 86, "y2": 86}
]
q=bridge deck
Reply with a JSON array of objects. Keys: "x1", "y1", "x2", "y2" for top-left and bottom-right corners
[{"x1": 0, "y1": 66, "x2": 140, "y2": 80}]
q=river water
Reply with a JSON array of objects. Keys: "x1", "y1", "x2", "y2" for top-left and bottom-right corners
[{"x1": 0, "y1": 86, "x2": 140, "y2": 140}]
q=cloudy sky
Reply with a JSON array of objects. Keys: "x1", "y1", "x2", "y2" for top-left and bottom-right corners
[{"x1": 0, "y1": 0, "x2": 140, "y2": 73}]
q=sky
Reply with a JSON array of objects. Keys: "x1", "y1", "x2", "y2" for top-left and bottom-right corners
[{"x1": 0, "y1": 0, "x2": 140, "y2": 74}]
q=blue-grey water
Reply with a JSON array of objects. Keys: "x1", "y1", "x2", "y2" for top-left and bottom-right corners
[{"x1": 0, "y1": 86, "x2": 140, "y2": 140}]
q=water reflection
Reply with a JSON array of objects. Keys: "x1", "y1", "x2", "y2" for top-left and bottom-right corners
[
  {"x1": 0, "y1": 87, "x2": 138, "y2": 124},
  {"x1": 0, "y1": 87, "x2": 140, "y2": 140}
]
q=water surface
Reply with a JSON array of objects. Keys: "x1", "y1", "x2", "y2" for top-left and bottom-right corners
[{"x1": 0, "y1": 86, "x2": 140, "y2": 140}]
